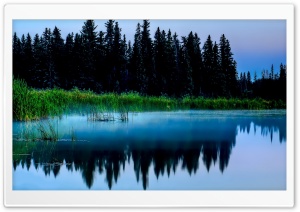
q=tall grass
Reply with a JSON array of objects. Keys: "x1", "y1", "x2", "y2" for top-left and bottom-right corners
[{"x1": 13, "y1": 78, "x2": 286, "y2": 121}]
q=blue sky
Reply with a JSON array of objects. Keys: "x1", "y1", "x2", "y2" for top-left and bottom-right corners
[{"x1": 13, "y1": 20, "x2": 286, "y2": 78}]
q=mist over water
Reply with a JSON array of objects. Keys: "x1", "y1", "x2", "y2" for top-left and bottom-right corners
[{"x1": 13, "y1": 110, "x2": 286, "y2": 190}]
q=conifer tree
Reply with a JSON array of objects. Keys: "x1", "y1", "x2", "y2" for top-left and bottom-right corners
[
  {"x1": 131, "y1": 23, "x2": 145, "y2": 93},
  {"x1": 219, "y1": 34, "x2": 238, "y2": 97},
  {"x1": 64, "y1": 33, "x2": 75, "y2": 89},
  {"x1": 31, "y1": 33, "x2": 43, "y2": 87},
  {"x1": 13, "y1": 33, "x2": 22, "y2": 79},
  {"x1": 179, "y1": 37, "x2": 194, "y2": 96},
  {"x1": 202, "y1": 35, "x2": 214, "y2": 96},
  {"x1": 81, "y1": 20, "x2": 98, "y2": 90},
  {"x1": 141, "y1": 20, "x2": 154, "y2": 95},
  {"x1": 51, "y1": 26, "x2": 64, "y2": 88}
]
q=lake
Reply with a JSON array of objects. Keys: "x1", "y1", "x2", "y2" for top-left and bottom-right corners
[{"x1": 13, "y1": 110, "x2": 286, "y2": 190}]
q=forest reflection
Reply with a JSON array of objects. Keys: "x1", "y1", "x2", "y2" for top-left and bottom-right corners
[{"x1": 13, "y1": 117, "x2": 286, "y2": 190}]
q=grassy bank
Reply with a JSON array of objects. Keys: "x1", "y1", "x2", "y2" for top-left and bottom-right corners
[{"x1": 13, "y1": 79, "x2": 286, "y2": 121}]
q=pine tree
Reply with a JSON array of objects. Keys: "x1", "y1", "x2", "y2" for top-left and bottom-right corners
[
  {"x1": 39, "y1": 28, "x2": 59, "y2": 88},
  {"x1": 81, "y1": 20, "x2": 98, "y2": 90},
  {"x1": 131, "y1": 22, "x2": 144, "y2": 93},
  {"x1": 23, "y1": 33, "x2": 34, "y2": 84},
  {"x1": 141, "y1": 20, "x2": 154, "y2": 95},
  {"x1": 104, "y1": 20, "x2": 115, "y2": 91},
  {"x1": 64, "y1": 33, "x2": 75, "y2": 89},
  {"x1": 279, "y1": 63, "x2": 286, "y2": 101},
  {"x1": 202, "y1": 35, "x2": 214, "y2": 96},
  {"x1": 185, "y1": 32, "x2": 203, "y2": 96},
  {"x1": 154, "y1": 28, "x2": 168, "y2": 95},
  {"x1": 31, "y1": 33, "x2": 44, "y2": 87},
  {"x1": 172, "y1": 33, "x2": 181, "y2": 97},
  {"x1": 120, "y1": 34, "x2": 129, "y2": 92},
  {"x1": 270, "y1": 64, "x2": 274, "y2": 80},
  {"x1": 165, "y1": 29, "x2": 179, "y2": 96},
  {"x1": 246, "y1": 71, "x2": 252, "y2": 93},
  {"x1": 13, "y1": 33, "x2": 22, "y2": 79},
  {"x1": 179, "y1": 37, "x2": 194, "y2": 96},
  {"x1": 111, "y1": 22, "x2": 127, "y2": 93},
  {"x1": 219, "y1": 34, "x2": 238, "y2": 97},
  {"x1": 94, "y1": 30, "x2": 106, "y2": 92},
  {"x1": 73, "y1": 33, "x2": 84, "y2": 88},
  {"x1": 51, "y1": 26, "x2": 64, "y2": 88}
]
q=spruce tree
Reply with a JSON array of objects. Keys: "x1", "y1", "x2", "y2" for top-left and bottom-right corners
[
  {"x1": 51, "y1": 26, "x2": 64, "y2": 88},
  {"x1": 212, "y1": 41, "x2": 223, "y2": 96},
  {"x1": 186, "y1": 32, "x2": 203, "y2": 96},
  {"x1": 202, "y1": 35, "x2": 214, "y2": 96},
  {"x1": 73, "y1": 33, "x2": 84, "y2": 88},
  {"x1": 179, "y1": 37, "x2": 194, "y2": 96},
  {"x1": 13, "y1": 33, "x2": 22, "y2": 79},
  {"x1": 131, "y1": 22, "x2": 144, "y2": 93},
  {"x1": 219, "y1": 34, "x2": 238, "y2": 97},
  {"x1": 64, "y1": 33, "x2": 75, "y2": 89},
  {"x1": 104, "y1": 20, "x2": 115, "y2": 91},
  {"x1": 153, "y1": 27, "x2": 168, "y2": 95},
  {"x1": 32, "y1": 33, "x2": 43, "y2": 87},
  {"x1": 81, "y1": 20, "x2": 98, "y2": 90},
  {"x1": 141, "y1": 20, "x2": 154, "y2": 95}
]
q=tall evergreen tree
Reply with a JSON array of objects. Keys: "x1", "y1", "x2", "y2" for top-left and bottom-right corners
[
  {"x1": 141, "y1": 20, "x2": 154, "y2": 95},
  {"x1": 13, "y1": 33, "x2": 22, "y2": 79},
  {"x1": 94, "y1": 30, "x2": 106, "y2": 92},
  {"x1": 39, "y1": 27, "x2": 59, "y2": 88},
  {"x1": 202, "y1": 35, "x2": 214, "y2": 96},
  {"x1": 31, "y1": 33, "x2": 44, "y2": 87},
  {"x1": 165, "y1": 29, "x2": 179, "y2": 96},
  {"x1": 246, "y1": 71, "x2": 252, "y2": 91},
  {"x1": 64, "y1": 33, "x2": 75, "y2": 89},
  {"x1": 51, "y1": 26, "x2": 64, "y2": 88},
  {"x1": 270, "y1": 64, "x2": 274, "y2": 80},
  {"x1": 131, "y1": 23, "x2": 144, "y2": 93},
  {"x1": 81, "y1": 20, "x2": 98, "y2": 90},
  {"x1": 23, "y1": 34, "x2": 34, "y2": 82},
  {"x1": 73, "y1": 33, "x2": 84, "y2": 88},
  {"x1": 179, "y1": 37, "x2": 194, "y2": 96},
  {"x1": 172, "y1": 33, "x2": 181, "y2": 97},
  {"x1": 154, "y1": 28, "x2": 168, "y2": 95},
  {"x1": 219, "y1": 34, "x2": 238, "y2": 97},
  {"x1": 185, "y1": 32, "x2": 203, "y2": 96},
  {"x1": 212, "y1": 41, "x2": 223, "y2": 96},
  {"x1": 119, "y1": 34, "x2": 129, "y2": 92},
  {"x1": 111, "y1": 21, "x2": 126, "y2": 93},
  {"x1": 104, "y1": 20, "x2": 115, "y2": 91},
  {"x1": 279, "y1": 63, "x2": 286, "y2": 100}
]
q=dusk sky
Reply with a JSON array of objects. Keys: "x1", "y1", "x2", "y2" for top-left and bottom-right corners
[{"x1": 13, "y1": 20, "x2": 286, "y2": 78}]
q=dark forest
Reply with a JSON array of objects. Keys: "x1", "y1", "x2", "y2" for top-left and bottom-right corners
[{"x1": 13, "y1": 20, "x2": 286, "y2": 101}]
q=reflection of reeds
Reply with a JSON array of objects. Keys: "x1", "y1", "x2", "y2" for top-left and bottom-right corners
[
  {"x1": 88, "y1": 111, "x2": 115, "y2": 122},
  {"x1": 70, "y1": 127, "x2": 76, "y2": 142},
  {"x1": 37, "y1": 120, "x2": 58, "y2": 141},
  {"x1": 119, "y1": 111, "x2": 128, "y2": 122}
]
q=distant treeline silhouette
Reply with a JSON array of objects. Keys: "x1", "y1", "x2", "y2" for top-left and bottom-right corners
[
  {"x1": 13, "y1": 117, "x2": 286, "y2": 190},
  {"x1": 13, "y1": 20, "x2": 286, "y2": 100}
]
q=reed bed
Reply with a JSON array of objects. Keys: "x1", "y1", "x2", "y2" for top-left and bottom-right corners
[{"x1": 13, "y1": 78, "x2": 286, "y2": 121}]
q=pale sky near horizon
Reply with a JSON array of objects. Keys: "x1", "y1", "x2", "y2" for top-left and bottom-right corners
[{"x1": 13, "y1": 20, "x2": 286, "y2": 78}]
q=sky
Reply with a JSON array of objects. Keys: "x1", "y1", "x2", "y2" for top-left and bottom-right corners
[{"x1": 13, "y1": 20, "x2": 286, "y2": 78}]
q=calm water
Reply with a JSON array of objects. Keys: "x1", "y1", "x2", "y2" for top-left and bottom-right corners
[{"x1": 13, "y1": 110, "x2": 286, "y2": 190}]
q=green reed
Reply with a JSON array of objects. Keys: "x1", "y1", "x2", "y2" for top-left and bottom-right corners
[{"x1": 13, "y1": 78, "x2": 286, "y2": 121}]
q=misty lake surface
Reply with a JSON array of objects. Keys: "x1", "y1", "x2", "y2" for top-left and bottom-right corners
[{"x1": 13, "y1": 110, "x2": 286, "y2": 190}]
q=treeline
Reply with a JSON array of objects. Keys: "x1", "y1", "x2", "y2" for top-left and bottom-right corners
[
  {"x1": 13, "y1": 20, "x2": 286, "y2": 100},
  {"x1": 239, "y1": 64, "x2": 286, "y2": 100}
]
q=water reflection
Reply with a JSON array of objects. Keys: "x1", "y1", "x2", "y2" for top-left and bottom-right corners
[{"x1": 13, "y1": 110, "x2": 286, "y2": 190}]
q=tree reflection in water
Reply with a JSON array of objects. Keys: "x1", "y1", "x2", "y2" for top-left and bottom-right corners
[{"x1": 13, "y1": 114, "x2": 286, "y2": 190}]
